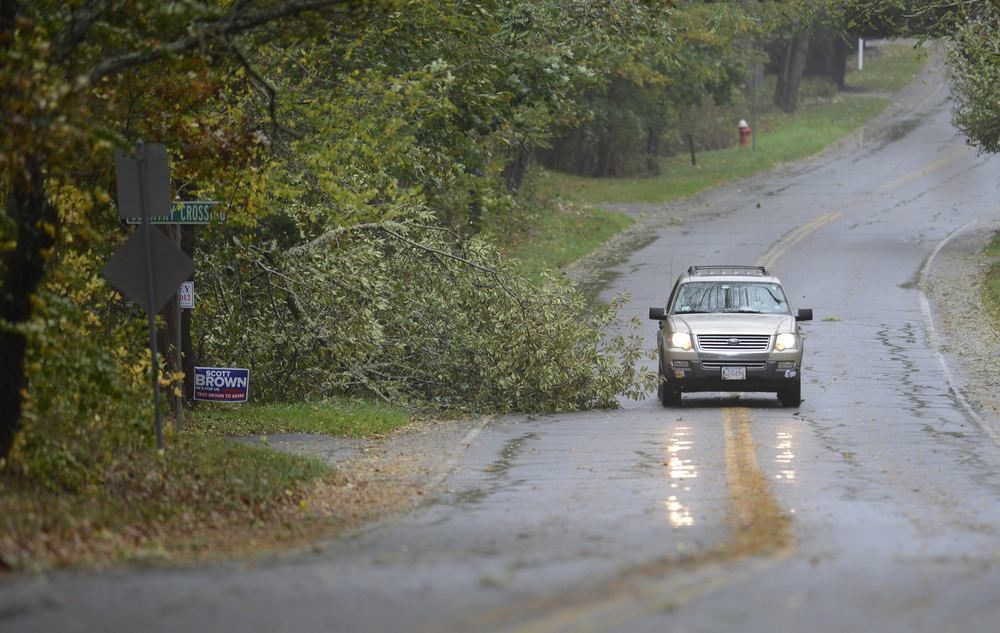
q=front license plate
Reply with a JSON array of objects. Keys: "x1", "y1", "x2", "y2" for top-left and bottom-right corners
[{"x1": 721, "y1": 366, "x2": 747, "y2": 381}]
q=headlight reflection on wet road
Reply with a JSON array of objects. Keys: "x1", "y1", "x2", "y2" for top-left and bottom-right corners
[
  {"x1": 664, "y1": 425, "x2": 698, "y2": 528},
  {"x1": 775, "y1": 428, "x2": 797, "y2": 482}
]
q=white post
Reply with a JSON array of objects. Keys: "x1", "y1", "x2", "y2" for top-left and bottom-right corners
[{"x1": 858, "y1": 37, "x2": 864, "y2": 71}]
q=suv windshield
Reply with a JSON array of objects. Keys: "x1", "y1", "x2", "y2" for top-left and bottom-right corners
[{"x1": 672, "y1": 282, "x2": 790, "y2": 315}]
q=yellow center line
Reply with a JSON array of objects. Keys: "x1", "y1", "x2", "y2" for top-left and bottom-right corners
[
  {"x1": 758, "y1": 145, "x2": 969, "y2": 269},
  {"x1": 757, "y1": 211, "x2": 841, "y2": 270},
  {"x1": 486, "y1": 408, "x2": 793, "y2": 633},
  {"x1": 877, "y1": 145, "x2": 970, "y2": 194},
  {"x1": 720, "y1": 407, "x2": 793, "y2": 556}
]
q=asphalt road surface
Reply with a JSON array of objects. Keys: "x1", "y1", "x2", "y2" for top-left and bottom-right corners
[{"x1": 4, "y1": 62, "x2": 1000, "y2": 632}]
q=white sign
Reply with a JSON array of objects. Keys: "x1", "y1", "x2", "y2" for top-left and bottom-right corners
[{"x1": 178, "y1": 281, "x2": 194, "y2": 309}]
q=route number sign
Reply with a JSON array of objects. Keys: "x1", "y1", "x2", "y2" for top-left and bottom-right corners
[{"x1": 178, "y1": 281, "x2": 194, "y2": 309}]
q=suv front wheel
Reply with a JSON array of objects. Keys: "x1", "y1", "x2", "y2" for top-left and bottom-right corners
[
  {"x1": 657, "y1": 358, "x2": 682, "y2": 407},
  {"x1": 778, "y1": 376, "x2": 802, "y2": 407}
]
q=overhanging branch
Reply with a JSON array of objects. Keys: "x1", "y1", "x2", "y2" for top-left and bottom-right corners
[{"x1": 85, "y1": 0, "x2": 357, "y2": 84}]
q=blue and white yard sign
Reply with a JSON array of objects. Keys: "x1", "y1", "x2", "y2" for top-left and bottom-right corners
[{"x1": 194, "y1": 367, "x2": 249, "y2": 403}]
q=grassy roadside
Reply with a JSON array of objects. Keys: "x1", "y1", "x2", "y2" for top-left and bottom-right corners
[
  {"x1": 535, "y1": 97, "x2": 889, "y2": 206},
  {"x1": 0, "y1": 395, "x2": 412, "y2": 571},
  {"x1": 491, "y1": 202, "x2": 635, "y2": 276},
  {"x1": 984, "y1": 230, "x2": 1000, "y2": 327},
  {"x1": 1, "y1": 432, "x2": 330, "y2": 570},
  {"x1": 197, "y1": 397, "x2": 411, "y2": 437}
]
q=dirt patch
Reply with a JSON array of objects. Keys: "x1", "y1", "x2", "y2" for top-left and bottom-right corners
[{"x1": 249, "y1": 417, "x2": 490, "y2": 555}]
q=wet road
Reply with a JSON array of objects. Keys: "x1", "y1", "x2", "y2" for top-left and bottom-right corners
[{"x1": 5, "y1": 68, "x2": 1000, "y2": 632}]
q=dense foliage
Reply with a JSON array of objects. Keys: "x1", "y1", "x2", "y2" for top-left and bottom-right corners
[
  {"x1": 846, "y1": 0, "x2": 1000, "y2": 153},
  {"x1": 2, "y1": 0, "x2": 685, "y2": 478},
  {"x1": 198, "y1": 216, "x2": 651, "y2": 411},
  {"x1": 949, "y1": 6, "x2": 1000, "y2": 154}
]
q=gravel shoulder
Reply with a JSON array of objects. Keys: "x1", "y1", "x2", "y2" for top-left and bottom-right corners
[
  {"x1": 923, "y1": 220, "x2": 1000, "y2": 430},
  {"x1": 245, "y1": 417, "x2": 490, "y2": 546}
]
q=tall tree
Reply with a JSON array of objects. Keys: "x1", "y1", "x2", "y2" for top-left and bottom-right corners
[{"x1": 0, "y1": 0, "x2": 368, "y2": 460}]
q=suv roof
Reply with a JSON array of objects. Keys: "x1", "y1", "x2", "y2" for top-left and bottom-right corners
[
  {"x1": 680, "y1": 265, "x2": 782, "y2": 284},
  {"x1": 686, "y1": 265, "x2": 768, "y2": 276}
]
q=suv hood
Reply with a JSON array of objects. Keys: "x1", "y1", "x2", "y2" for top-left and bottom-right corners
[{"x1": 670, "y1": 313, "x2": 794, "y2": 335}]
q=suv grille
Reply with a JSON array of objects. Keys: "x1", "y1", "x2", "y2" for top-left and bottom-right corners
[{"x1": 697, "y1": 334, "x2": 771, "y2": 351}]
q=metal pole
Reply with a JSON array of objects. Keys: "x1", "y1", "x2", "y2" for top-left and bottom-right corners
[
  {"x1": 137, "y1": 140, "x2": 164, "y2": 451},
  {"x1": 687, "y1": 133, "x2": 697, "y2": 166},
  {"x1": 173, "y1": 225, "x2": 183, "y2": 432},
  {"x1": 858, "y1": 37, "x2": 864, "y2": 71},
  {"x1": 751, "y1": 63, "x2": 758, "y2": 152}
]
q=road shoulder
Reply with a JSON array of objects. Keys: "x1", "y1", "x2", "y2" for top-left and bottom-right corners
[{"x1": 923, "y1": 220, "x2": 1000, "y2": 434}]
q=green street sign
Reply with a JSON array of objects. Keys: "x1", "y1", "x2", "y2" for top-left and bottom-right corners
[{"x1": 126, "y1": 200, "x2": 222, "y2": 225}]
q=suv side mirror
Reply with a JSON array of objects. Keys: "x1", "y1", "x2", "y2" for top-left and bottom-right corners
[
  {"x1": 796, "y1": 308, "x2": 813, "y2": 322},
  {"x1": 649, "y1": 307, "x2": 667, "y2": 320}
]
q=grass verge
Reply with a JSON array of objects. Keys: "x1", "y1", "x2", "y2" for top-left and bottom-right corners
[
  {"x1": 534, "y1": 43, "x2": 926, "y2": 207},
  {"x1": 491, "y1": 202, "x2": 634, "y2": 275},
  {"x1": 196, "y1": 396, "x2": 411, "y2": 437},
  {"x1": 845, "y1": 42, "x2": 929, "y2": 92},
  {"x1": 984, "y1": 230, "x2": 1000, "y2": 328},
  {"x1": 536, "y1": 96, "x2": 890, "y2": 206},
  {"x1": 1, "y1": 432, "x2": 331, "y2": 570}
]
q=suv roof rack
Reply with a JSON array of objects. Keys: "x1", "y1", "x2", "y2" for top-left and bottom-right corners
[{"x1": 686, "y1": 265, "x2": 769, "y2": 276}]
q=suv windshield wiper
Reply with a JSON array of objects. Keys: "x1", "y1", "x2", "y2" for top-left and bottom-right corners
[{"x1": 727, "y1": 309, "x2": 763, "y2": 313}]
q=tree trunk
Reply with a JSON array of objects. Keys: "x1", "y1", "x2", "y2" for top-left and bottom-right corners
[
  {"x1": 644, "y1": 126, "x2": 660, "y2": 176},
  {"x1": 502, "y1": 144, "x2": 532, "y2": 194},
  {"x1": 832, "y1": 37, "x2": 849, "y2": 89},
  {"x1": 774, "y1": 37, "x2": 791, "y2": 108},
  {"x1": 775, "y1": 30, "x2": 810, "y2": 113},
  {"x1": 0, "y1": 158, "x2": 57, "y2": 460},
  {"x1": 785, "y1": 31, "x2": 810, "y2": 113}
]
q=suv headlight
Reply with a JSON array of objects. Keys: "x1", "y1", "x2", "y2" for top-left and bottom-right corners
[
  {"x1": 775, "y1": 333, "x2": 797, "y2": 351},
  {"x1": 670, "y1": 332, "x2": 693, "y2": 351}
]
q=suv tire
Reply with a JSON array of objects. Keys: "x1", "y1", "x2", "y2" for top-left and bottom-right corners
[
  {"x1": 658, "y1": 357, "x2": 682, "y2": 407},
  {"x1": 778, "y1": 377, "x2": 801, "y2": 407}
]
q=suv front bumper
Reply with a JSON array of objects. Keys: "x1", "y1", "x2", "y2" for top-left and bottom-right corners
[{"x1": 662, "y1": 350, "x2": 801, "y2": 393}]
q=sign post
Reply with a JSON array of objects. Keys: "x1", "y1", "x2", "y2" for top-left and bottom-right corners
[{"x1": 104, "y1": 141, "x2": 194, "y2": 450}]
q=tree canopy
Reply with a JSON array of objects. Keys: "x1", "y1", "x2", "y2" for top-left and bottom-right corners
[{"x1": 846, "y1": 0, "x2": 1000, "y2": 153}]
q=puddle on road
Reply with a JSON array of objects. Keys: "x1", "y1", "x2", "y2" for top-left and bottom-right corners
[
  {"x1": 452, "y1": 432, "x2": 538, "y2": 507},
  {"x1": 574, "y1": 231, "x2": 659, "y2": 304},
  {"x1": 880, "y1": 118, "x2": 922, "y2": 146},
  {"x1": 876, "y1": 322, "x2": 932, "y2": 416},
  {"x1": 486, "y1": 432, "x2": 538, "y2": 478}
]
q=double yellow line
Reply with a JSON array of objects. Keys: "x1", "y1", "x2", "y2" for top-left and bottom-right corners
[
  {"x1": 877, "y1": 145, "x2": 970, "y2": 194},
  {"x1": 759, "y1": 144, "x2": 970, "y2": 270},
  {"x1": 757, "y1": 211, "x2": 841, "y2": 270}
]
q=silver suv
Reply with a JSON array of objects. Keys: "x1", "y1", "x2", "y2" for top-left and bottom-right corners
[{"x1": 649, "y1": 266, "x2": 812, "y2": 407}]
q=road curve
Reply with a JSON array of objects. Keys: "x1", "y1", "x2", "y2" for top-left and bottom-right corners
[{"x1": 4, "y1": 60, "x2": 1000, "y2": 633}]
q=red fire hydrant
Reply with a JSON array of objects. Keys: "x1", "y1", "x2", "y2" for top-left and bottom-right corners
[{"x1": 739, "y1": 119, "x2": 751, "y2": 147}]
